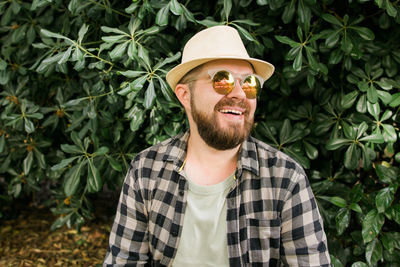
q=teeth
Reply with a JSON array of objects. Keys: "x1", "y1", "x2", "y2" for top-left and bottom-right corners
[{"x1": 220, "y1": 109, "x2": 243, "y2": 115}]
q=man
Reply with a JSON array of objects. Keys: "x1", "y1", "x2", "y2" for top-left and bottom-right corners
[{"x1": 104, "y1": 25, "x2": 331, "y2": 266}]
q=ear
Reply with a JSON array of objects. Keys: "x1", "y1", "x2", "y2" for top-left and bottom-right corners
[{"x1": 175, "y1": 83, "x2": 191, "y2": 111}]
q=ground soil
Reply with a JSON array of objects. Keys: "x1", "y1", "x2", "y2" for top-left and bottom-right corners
[{"x1": 0, "y1": 202, "x2": 114, "y2": 267}]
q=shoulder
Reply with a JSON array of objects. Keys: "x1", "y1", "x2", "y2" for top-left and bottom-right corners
[
  {"x1": 247, "y1": 136, "x2": 306, "y2": 176},
  {"x1": 130, "y1": 132, "x2": 187, "y2": 172}
]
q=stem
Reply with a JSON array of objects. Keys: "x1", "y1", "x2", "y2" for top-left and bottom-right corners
[{"x1": 74, "y1": 42, "x2": 114, "y2": 68}]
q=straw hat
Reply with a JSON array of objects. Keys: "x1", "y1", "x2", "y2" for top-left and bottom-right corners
[{"x1": 166, "y1": 25, "x2": 275, "y2": 91}]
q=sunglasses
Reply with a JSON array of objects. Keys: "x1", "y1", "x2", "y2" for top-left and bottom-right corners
[{"x1": 188, "y1": 69, "x2": 264, "y2": 99}]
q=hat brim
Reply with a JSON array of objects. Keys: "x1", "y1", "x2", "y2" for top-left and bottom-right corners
[{"x1": 166, "y1": 57, "x2": 275, "y2": 91}]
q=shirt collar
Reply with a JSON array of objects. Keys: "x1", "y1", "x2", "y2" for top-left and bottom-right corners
[{"x1": 163, "y1": 131, "x2": 260, "y2": 176}]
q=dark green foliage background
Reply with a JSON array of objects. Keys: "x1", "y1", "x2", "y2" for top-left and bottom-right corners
[{"x1": 1, "y1": 0, "x2": 400, "y2": 265}]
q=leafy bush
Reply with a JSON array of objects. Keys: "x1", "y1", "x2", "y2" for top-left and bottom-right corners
[{"x1": 0, "y1": 0, "x2": 399, "y2": 265}]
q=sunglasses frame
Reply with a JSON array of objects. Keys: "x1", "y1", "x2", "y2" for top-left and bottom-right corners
[{"x1": 207, "y1": 69, "x2": 265, "y2": 99}]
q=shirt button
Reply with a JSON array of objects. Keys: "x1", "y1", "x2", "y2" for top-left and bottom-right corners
[
  {"x1": 171, "y1": 230, "x2": 178, "y2": 237},
  {"x1": 179, "y1": 190, "x2": 184, "y2": 196}
]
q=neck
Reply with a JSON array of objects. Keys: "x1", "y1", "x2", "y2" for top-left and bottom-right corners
[{"x1": 184, "y1": 129, "x2": 241, "y2": 185}]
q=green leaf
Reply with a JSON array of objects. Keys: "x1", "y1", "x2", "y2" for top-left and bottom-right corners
[
  {"x1": 109, "y1": 41, "x2": 128, "y2": 59},
  {"x1": 33, "y1": 148, "x2": 46, "y2": 169},
  {"x1": 389, "y1": 92, "x2": 400, "y2": 107},
  {"x1": 223, "y1": 0, "x2": 232, "y2": 20},
  {"x1": 341, "y1": 33, "x2": 353, "y2": 54},
  {"x1": 118, "y1": 70, "x2": 145, "y2": 78},
  {"x1": 71, "y1": 131, "x2": 84, "y2": 149},
  {"x1": 331, "y1": 196, "x2": 348, "y2": 208},
  {"x1": 375, "y1": 164, "x2": 398, "y2": 183},
  {"x1": 282, "y1": 0, "x2": 296, "y2": 24},
  {"x1": 365, "y1": 238, "x2": 383, "y2": 265},
  {"x1": 382, "y1": 124, "x2": 397, "y2": 142},
  {"x1": 297, "y1": 2, "x2": 311, "y2": 28},
  {"x1": 345, "y1": 143, "x2": 359, "y2": 170},
  {"x1": 107, "y1": 157, "x2": 122, "y2": 172},
  {"x1": 61, "y1": 144, "x2": 82, "y2": 154},
  {"x1": 377, "y1": 90, "x2": 392, "y2": 105},
  {"x1": 359, "y1": 134, "x2": 384, "y2": 143},
  {"x1": 101, "y1": 35, "x2": 127, "y2": 43},
  {"x1": 387, "y1": 204, "x2": 400, "y2": 225},
  {"x1": 101, "y1": 26, "x2": 127, "y2": 35},
  {"x1": 181, "y1": 4, "x2": 195, "y2": 22},
  {"x1": 385, "y1": 0, "x2": 398, "y2": 17},
  {"x1": 40, "y1": 29, "x2": 70, "y2": 41},
  {"x1": 170, "y1": 0, "x2": 183, "y2": 15},
  {"x1": 305, "y1": 47, "x2": 319, "y2": 71},
  {"x1": 336, "y1": 207, "x2": 351, "y2": 235},
  {"x1": 138, "y1": 44, "x2": 151, "y2": 68},
  {"x1": 326, "y1": 138, "x2": 349, "y2": 150},
  {"x1": 381, "y1": 232, "x2": 400, "y2": 253},
  {"x1": 352, "y1": 26, "x2": 375, "y2": 40},
  {"x1": 144, "y1": 79, "x2": 156, "y2": 109},
  {"x1": 293, "y1": 49, "x2": 303, "y2": 71},
  {"x1": 375, "y1": 185, "x2": 396, "y2": 213},
  {"x1": 87, "y1": 158, "x2": 102, "y2": 193},
  {"x1": 58, "y1": 46, "x2": 72, "y2": 65},
  {"x1": 275, "y1": 35, "x2": 299, "y2": 47},
  {"x1": 304, "y1": 141, "x2": 318, "y2": 160},
  {"x1": 158, "y1": 76, "x2": 174, "y2": 101},
  {"x1": 24, "y1": 118, "x2": 35, "y2": 133},
  {"x1": 156, "y1": 4, "x2": 170, "y2": 26},
  {"x1": 362, "y1": 209, "x2": 385, "y2": 243},
  {"x1": 127, "y1": 41, "x2": 137, "y2": 60},
  {"x1": 349, "y1": 203, "x2": 363, "y2": 213},
  {"x1": 350, "y1": 183, "x2": 363, "y2": 203},
  {"x1": 127, "y1": 105, "x2": 145, "y2": 132},
  {"x1": 233, "y1": 24, "x2": 257, "y2": 42},
  {"x1": 93, "y1": 146, "x2": 109, "y2": 156},
  {"x1": 367, "y1": 101, "x2": 380, "y2": 119},
  {"x1": 320, "y1": 196, "x2": 348, "y2": 208},
  {"x1": 356, "y1": 94, "x2": 367, "y2": 113},
  {"x1": 64, "y1": 161, "x2": 84, "y2": 196},
  {"x1": 51, "y1": 157, "x2": 79, "y2": 171},
  {"x1": 367, "y1": 85, "x2": 378, "y2": 103},
  {"x1": 50, "y1": 213, "x2": 72, "y2": 231},
  {"x1": 322, "y1": 14, "x2": 343, "y2": 26},
  {"x1": 23, "y1": 151, "x2": 33, "y2": 175},
  {"x1": 0, "y1": 135, "x2": 5, "y2": 153},
  {"x1": 78, "y1": 24, "x2": 89, "y2": 44},
  {"x1": 351, "y1": 262, "x2": 368, "y2": 267},
  {"x1": 142, "y1": 26, "x2": 160, "y2": 35},
  {"x1": 341, "y1": 91, "x2": 359, "y2": 109},
  {"x1": 325, "y1": 30, "x2": 341, "y2": 48},
  {"x1": 279, "y1": 119, "x2": 292, "y2": 144}
]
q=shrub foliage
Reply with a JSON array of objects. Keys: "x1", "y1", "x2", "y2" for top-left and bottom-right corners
[{"x1": 0, "y1": 0, "x2": 400, "y2": 265}]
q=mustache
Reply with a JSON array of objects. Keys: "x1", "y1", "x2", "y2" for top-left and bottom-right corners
[{"x1": 214, "y1": 97, "x2": 250, "y2": 115}]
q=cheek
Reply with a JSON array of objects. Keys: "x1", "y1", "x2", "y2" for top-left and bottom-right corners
[{"x1": 248, "y1": 100, "x2": 257, "y2": 115}]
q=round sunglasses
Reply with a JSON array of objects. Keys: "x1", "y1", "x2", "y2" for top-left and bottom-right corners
[{"x1": 186, "y1": 69, "x2": 264, "y2": 99}]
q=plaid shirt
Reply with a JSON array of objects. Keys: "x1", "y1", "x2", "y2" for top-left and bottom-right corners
[{"x1": 104, "y1": 131, "x2": 331, "y2": 266}]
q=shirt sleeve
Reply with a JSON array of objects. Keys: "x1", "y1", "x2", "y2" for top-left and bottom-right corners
[
  {"x1": 280, "y1": 171, "x2": 331, "y2": 267},
  {"x1": 103, "y1": 164, "x2": 150, "y2": 267}
]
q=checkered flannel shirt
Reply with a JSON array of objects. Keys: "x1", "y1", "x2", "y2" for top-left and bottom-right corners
[{"x1": 104, "y1": 131, "x2": 331, "y2": 266}]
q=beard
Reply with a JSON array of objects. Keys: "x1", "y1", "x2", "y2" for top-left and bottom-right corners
[{"x1": 190, "y1": 96, "x2": 254, "y2": 150}]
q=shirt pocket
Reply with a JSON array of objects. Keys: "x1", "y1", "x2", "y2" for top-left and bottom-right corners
[{"x1": 246, "y1": 217, "x2": 281, "y2": 266}]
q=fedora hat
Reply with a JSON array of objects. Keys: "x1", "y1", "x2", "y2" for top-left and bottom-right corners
[{"x1": 166, "y1": 25, "x2": 275, "y2": 91}]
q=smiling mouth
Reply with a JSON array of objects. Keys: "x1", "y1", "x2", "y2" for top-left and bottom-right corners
[{"x1": 219, "y1": 109, "x2": 244, "y2": 115}]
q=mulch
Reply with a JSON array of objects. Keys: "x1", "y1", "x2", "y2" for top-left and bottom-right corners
[{"x1": 0, "y1": 204, "x2": 113, "y2": 267}]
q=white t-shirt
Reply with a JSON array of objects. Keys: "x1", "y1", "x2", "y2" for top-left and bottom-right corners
[{"x1": 172, "y1": 171, "x2": 235, "y2": 267}]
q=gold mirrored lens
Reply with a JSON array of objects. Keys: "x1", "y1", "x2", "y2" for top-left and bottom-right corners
[
  {"x1": 212, "y1": 71, "x2": 234, "y2": 95},
  {"x1": 242, "y1": 75, "x2": 261, "y2": 99}
]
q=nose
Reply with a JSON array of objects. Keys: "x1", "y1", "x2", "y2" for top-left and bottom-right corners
[{"x1": 226, "y1": 78, "x2": 247, "y2": 99}]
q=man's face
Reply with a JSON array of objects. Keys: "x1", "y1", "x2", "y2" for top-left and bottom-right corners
[{"x1": 188, "y1": 59, "x2": 257, "y2": 150}]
